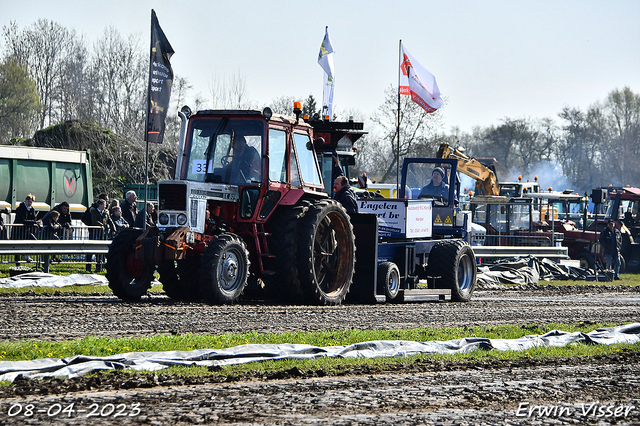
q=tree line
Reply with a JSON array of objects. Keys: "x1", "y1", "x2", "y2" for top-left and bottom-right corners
[
  {"x1": 1, "y1": 19, "x2": 638, "y2": 196},
  {"x1": 356, "y1": 85, "x2": 639, "y2": 193}
]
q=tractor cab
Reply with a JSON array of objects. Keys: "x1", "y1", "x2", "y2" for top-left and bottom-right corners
[
  {"x1": 307, "y1": 117, "x2": 367, "y2": 195},
  {"x1": 160, "y1": 106, "x2": 326, "y2": 234}
]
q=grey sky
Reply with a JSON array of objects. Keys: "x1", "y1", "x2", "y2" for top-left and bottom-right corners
[{"x1": 2, "y1": 0, "x2": 639, "y2": 133}]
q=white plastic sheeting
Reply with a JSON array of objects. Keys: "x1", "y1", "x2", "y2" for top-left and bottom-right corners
[
  {"x1": 0, "y1": 273, "x2": 108, "y2": 288},
  {"x1": 1, "y1": 323, "x2": 638, "y2": 383}
]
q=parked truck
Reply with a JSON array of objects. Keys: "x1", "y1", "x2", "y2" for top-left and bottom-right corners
[
  {"x1": 106, "y1": 104, "x2": 476, "y2": 304},
  {"x1": 0, "y1": 146, "x2": 93, "y2": 218}
]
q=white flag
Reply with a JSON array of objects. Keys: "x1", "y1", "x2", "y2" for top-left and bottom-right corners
[
  {"x1": 318, "y1": 27, "x2": 334, "y2": 78},
  {"x1": 399, "y1": 43, "x2": 443, "y2": 113},
  {"x1": 318, "y1": 27, "x2": 335, "y2": 118}
]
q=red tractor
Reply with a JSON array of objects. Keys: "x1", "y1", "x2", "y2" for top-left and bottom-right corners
[{"x1": 107, "y1": 104, "x2": 357, "y2": 305}]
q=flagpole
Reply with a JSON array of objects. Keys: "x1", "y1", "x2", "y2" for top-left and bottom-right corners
[{"x1": 396, "y1": 40, "x2": 401, "y2": 199}]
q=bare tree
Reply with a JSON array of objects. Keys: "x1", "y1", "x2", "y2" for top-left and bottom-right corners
[
  {"x1": 90, "y1": 26, "x2": 146, "y2": 141},
  {"x1": 270, "y1": 95, "x2": 299, "y2": 115},
  {"x1": 55, "y1": 34, "x2": 92, "y2": 123},
  {"x1": 604, "y1": 87, "x2": 640, "y2": 185},
  {"x1": 557, "y1": 106, "x2": 607, "y2": 190},
  {"x1": 208, "y1": 71, "x2": 253, "y2": 110},
  {"x1": 163, "y1": 75, "x2": 192, "y2": 146},
  {"x1": 369, "y1": 85, "x2": 443, "y2": 182}
]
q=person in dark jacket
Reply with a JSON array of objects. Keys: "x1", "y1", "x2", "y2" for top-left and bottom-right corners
[
  {"x1": 599, "y1": 220, "x2": 622, "y2": 280},
  {"x1": 332, "y1": 176, "x2": 358, "y2": 214},
  {"x1": 86, "y1": 199, "x2": 116, "y2": 272},
  {"x1": 42, "y1": 210, "x2": 62, "y2": 240},
  {"x1": 229, "y1": 134, "x2": 261, "y2": 184},
  {"x1": 133, "y1": 202, "x2": 156, "y2": 229},
  {"x1": 0, "y1": 207, "x2": 8, "y2": 240},
  {"x1": 418, "y1": 167, "x2": 450, "y2": 204},
  {"x1": 110, "y1": 205, "x2": 129, "y2": 234},
  {"x1": 12, "y1": 194, "x2": 40, "y2": 263},
  {"x1": 42, "y1": 201, "x2": 73, "y2": 233},
  {"x1": 120, "y1": 190, "x2": 137, "y2": 227}
]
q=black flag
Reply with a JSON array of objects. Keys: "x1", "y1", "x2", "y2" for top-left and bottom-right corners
[{"x1": 146, "y1": 9, "x2": 174, "y2": 143}]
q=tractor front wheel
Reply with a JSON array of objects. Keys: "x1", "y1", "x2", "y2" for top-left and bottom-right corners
[{"x1": 199, "y1": 233, "x2": 250, "y2": 304}]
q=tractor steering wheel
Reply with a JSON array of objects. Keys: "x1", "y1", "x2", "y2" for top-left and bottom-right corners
[{"x1": 221, "y1": 155, "x2": 233, "y2": 166}]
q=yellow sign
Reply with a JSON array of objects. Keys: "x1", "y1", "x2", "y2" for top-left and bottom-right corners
[
  {"x1": 444, "y1": 215, "x2": 453, "y2": 225},
  {"x1": 434, "y1": 214, "x2": 443, "y2": 225}
]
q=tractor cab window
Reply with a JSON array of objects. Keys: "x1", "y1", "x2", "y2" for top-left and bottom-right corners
[
  {"x1": 615, "y1": 200, "x2": 640, "y2": 226},
  {"x1": 268, "y1": 128, "x2": 287, "y2": 183},
  {"x1": 407, "y1": 162, "x2": 452, "y2": 206},
  {"x1": 293, "y1": 133, "x2": 322, "y2": 186},
  {"x1": 499, "y1": 184, "x2": 520, "y2": 198},
  {"x1": 183, "y1": 117, "x2": 264, "y2": 184}
]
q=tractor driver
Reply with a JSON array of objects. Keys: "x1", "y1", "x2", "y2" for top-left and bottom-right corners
[
  {"x1": 229, "y1": 131, "x2": 261, "y2": 184},
  {"x1": 418, "y1": 167, "x2": 449, "y2": 204}
]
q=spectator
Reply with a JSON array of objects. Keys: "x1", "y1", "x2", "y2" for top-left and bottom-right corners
[
  {"x1": 42, "y1": 210, "x2": 62, "y2": 240},
  {"x1": 332, "y1": 175, "x2": 358, "y2": 214},
  {"x1": 151, "y1": 203, "x2": 158, "y2": 225},
  {"x1": 110, "y1": 205, "x2": 129, "y2": 234},
  {"x1": 86, "y1": 199, "x2": 116, "y2": 273},
  {"x1": 120, "y1": 190, "x2": 137, "y2": 227},
  {"x1": 97, "y1": 193, "x2": 110, "y2": 211},
  {"x1": 599, "y1": 220, "x2": 622, "y2": 280},
  {"x1": 42, "y1": 201, "x2": 73, "y2": 236},
  {"x1": 0, "y1": 207, "x2": 8, "y2": 240},
  {"x1": 12, "y1": 194, "x2": 40, "y2": 264},
  {"x1": 134, "y1": 202, "x2": 156, "y2": 229}
]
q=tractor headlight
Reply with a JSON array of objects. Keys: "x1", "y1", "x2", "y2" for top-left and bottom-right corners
[
  {"x1": 158, "y1": 213, "x2": 170, "y2": 226},
  {"x1": 177, "y1": 213, "x2": 188, "y2": 226}
]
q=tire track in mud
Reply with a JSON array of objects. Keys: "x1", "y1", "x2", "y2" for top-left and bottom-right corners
[{"x1": 0, "y1": 285, "x2": 638, "y2": 425}]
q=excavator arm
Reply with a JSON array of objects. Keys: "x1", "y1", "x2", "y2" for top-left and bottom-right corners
[{"x1": 437, "y1": 143, "x2": 499, "y2": 195}]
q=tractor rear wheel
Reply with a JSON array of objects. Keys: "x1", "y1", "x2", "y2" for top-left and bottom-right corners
[
  {"x1": 199, "y1": 233, "x2": 250, "y2": 304},
  {"x1": 158, "y1": 257, "x2": 202, "y2": 299},
  {"x1": 106, "y1": 229, "x2": 154, "y2": 301},
  {"x1": 263, "y1": 203, "x2": 309, "y2": 303},
  {"x1": 427, "y1": 240, "x2": 476, "y2": 302},
  {"x1": 297, "y1": 199, "x2": 355, "y2": 305}
]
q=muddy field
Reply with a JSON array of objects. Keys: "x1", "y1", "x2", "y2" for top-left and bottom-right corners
[{"x1": 1, "y1": 284, "x2": 639, "y2": 425}]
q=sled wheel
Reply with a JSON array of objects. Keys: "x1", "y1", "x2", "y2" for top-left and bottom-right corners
[
  {"x1": 106, "y1": 228, "x2": 154, "y2": 301},
  {"x1": 377, "y1": 261, "x2": 400, "y2": 302},
  {"x1": 263, "y1": 203, "x2": 310, "y2": 303},
  {"x1": 427, "y1": 240, "x2": 476, "y2": 302},
  {"x1": 199, "y1": 233, "x2": 250, "y2": 304},
  {"x1": 158, "y1": 257, "x2": 202, "y2": 299},
  {"x1": 297, "y1": 199, "x2": 355, "y2": 305}
]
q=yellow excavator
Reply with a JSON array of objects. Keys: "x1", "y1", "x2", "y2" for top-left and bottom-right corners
[{"x1": 436, "y1": 143, "x2": 499, "y2": 196}]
